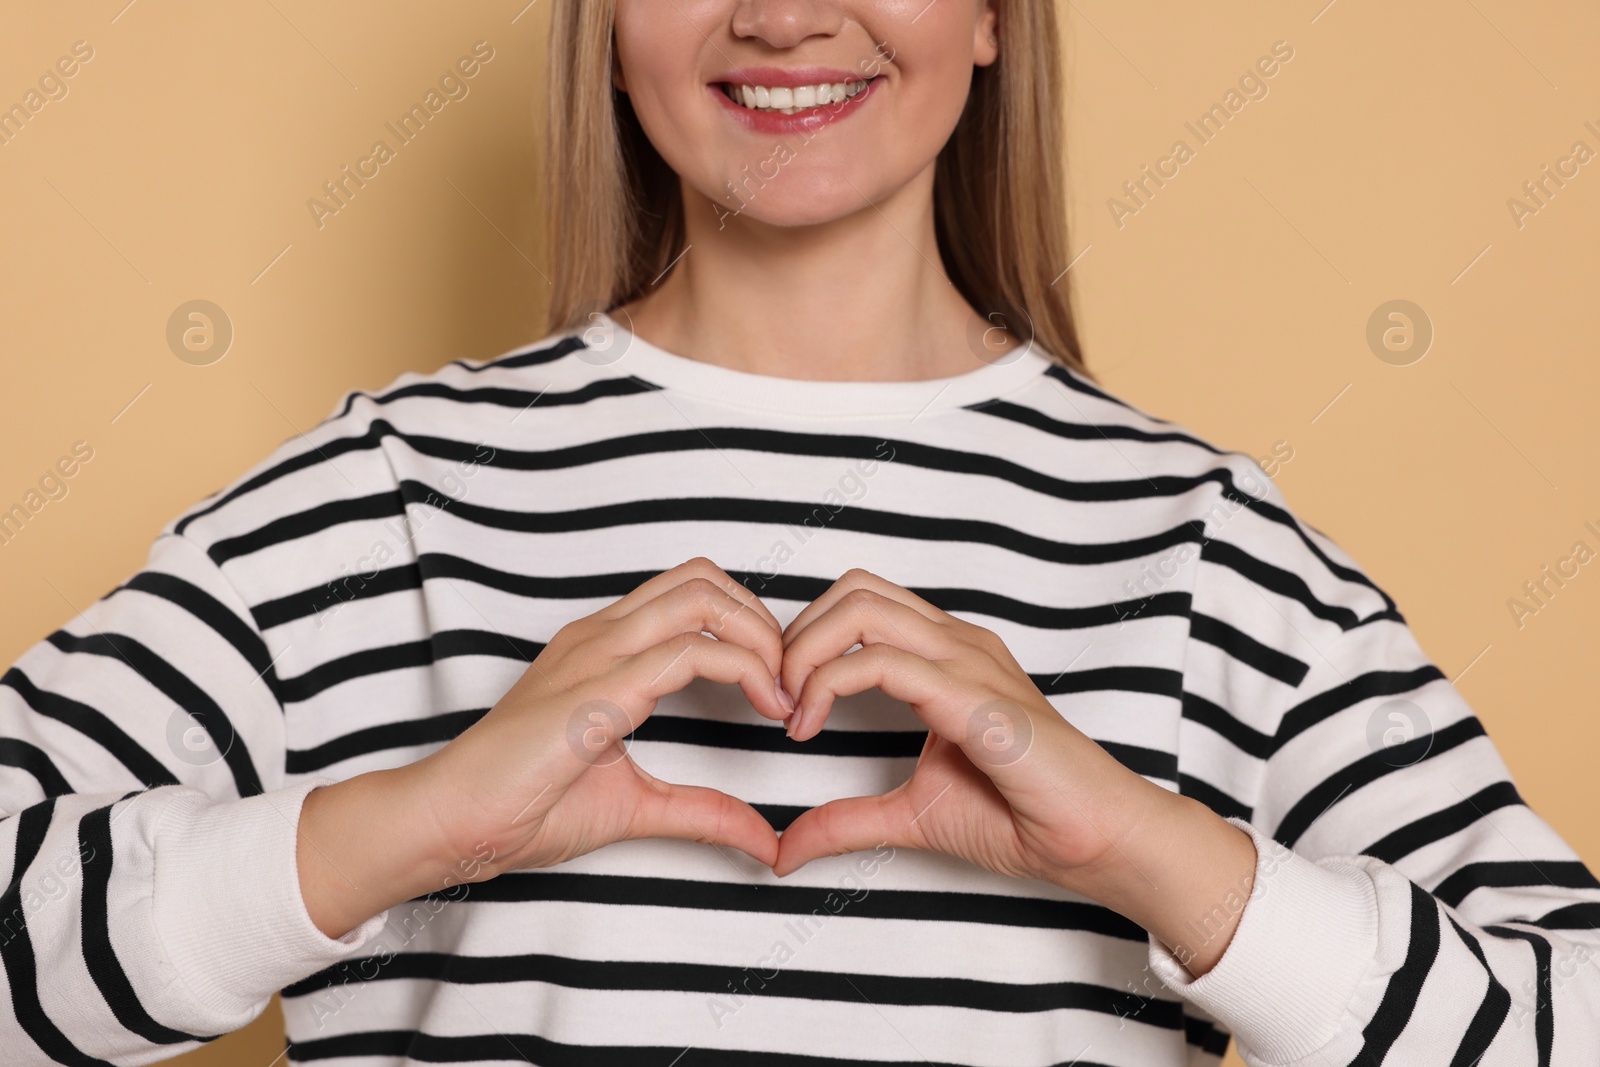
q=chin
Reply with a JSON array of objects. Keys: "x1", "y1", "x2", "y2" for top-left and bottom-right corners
[
  {"x1": 702, "y1": 175, "x2": 897, "y2": 230},
  {"x1": 747, "y1": 200, "x2": 869, "y2": 228}
]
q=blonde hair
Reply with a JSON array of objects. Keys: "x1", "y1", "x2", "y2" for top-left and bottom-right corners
[{"x1": 544, "y1": 1, "x2": 1090, "y2": 378}]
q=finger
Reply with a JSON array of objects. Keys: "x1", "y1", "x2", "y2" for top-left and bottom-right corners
[
  {"x1": 627, "y1": 771, "x2": 781, "y2": 867},
  {"x1": 602, "y1": 557, "x2": 783, "y2": 634},
  {"x1": 783, "y1": 567, "x2": 945, "y2": 645},
  {"x1": 795, "y1": 646, "x2": 1047, "y2": 787},
  {"x1": 772, "y1": 789, "x2": 921, "y2": 877},
  {"x1": 781, "y1": 588, "x2": 954, "y2": 712},
  {"x1": 614, "y1": 575, "x2": 785, "y2": 679},
  {"x1": 789, "y1": 641, "x2": 949, "y2": 742},
  {"x1": 632, "y1": 631, "x2": 792, "y2": 722}
]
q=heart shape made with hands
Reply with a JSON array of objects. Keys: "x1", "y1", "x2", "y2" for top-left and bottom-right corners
[
  {"x1": 476, "y1": 558, "x2": 1260, "y2": 978},
  {"x1": 567, "y1": 562, "x2": 1149, "y2": 887}
]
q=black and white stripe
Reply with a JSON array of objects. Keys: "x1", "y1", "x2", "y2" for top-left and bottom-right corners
[{"x1": 0, "y1": 324, "x2": 1594, "y2": 1065}]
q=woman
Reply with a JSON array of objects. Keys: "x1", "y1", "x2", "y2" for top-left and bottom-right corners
[{"x1": 2, "y1": 2, "x2": 1596, "y2": 1065}]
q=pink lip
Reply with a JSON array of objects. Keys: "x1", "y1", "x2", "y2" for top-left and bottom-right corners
[{"x1": 710, "y1": 74, "x2": 882, "y2": 135}]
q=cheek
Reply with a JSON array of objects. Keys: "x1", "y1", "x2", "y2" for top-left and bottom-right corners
[
  {"x1": 613, "y1": 5, "x2": 719, "y2": 163},
  {"x1": 613, "y1": 0, "x2": 724, "y2": 98},
  {"x1": 893, "y1": 63, "x2": 975, "y2": 149},
  {"x1": 880, "y1": 11, "x2": 980, "y2": 121},
  {"x1": 613, "y1": 16, "x2": 683, "y2": 100},
  {"x1": 622, "y1": 83, "x2": 719, "y2": 207}
]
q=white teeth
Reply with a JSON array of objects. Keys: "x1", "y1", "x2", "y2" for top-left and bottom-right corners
[{"x1": 724, "y1": 79, "x2": 870, "y2": 113}]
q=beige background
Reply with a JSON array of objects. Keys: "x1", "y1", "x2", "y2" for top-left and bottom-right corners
[{"x1": 2, "y1": 3, "x2": 1596, "y2": 1065}]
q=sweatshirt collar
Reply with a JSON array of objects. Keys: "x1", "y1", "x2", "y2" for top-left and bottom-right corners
[{"x1": 583, "y1": 311, "x2": 1053, "y2": 419}]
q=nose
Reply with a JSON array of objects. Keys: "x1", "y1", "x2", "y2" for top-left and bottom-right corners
[{"x1": 729, "y1": 0, "x2": 845, "y2": 49}]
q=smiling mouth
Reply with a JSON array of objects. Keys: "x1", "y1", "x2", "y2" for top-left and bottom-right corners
[{"x1": 719, "y1": 77, "x2": 877, "y2": 115}]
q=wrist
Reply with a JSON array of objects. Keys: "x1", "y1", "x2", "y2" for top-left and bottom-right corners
[
  {"x1": 1051, "y1": 782, "x2": 1258, "y2": 977},
  {"x1": 297, "y1": 763, "x2": 494, "y2": 940},
  {"x1": 1146, "y1": 796, "x2": 1258, "y2": 975}
]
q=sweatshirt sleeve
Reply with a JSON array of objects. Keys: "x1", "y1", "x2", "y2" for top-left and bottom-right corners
[
  {"x1": 1149, "y1": 574, "x2": 1600, "y2": 1066},
  {"x1": 0, "y1": 530, "x2": 387, "y2": 1065}
]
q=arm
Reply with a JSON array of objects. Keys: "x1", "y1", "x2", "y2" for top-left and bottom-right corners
[
  {"x1": 0, "y1": 531, "x2": 388, "y2": 1065},
  {"x1": 0, "y1": 516, "x2": 789, "y2": 1064},
  {"x1": 1146, "y1": 610, "x2": 1600, "y2": 1067},
  {"x1": 767, "y1": 564, "x2": 1600, "y2": 1066}
]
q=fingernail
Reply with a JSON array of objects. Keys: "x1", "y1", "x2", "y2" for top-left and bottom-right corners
[
  {"x1": 775, "y1": 682, "x2": 795, "y2": 714},
  {"x1": 789, "y1": 705, "x2": 806, "y2": 742},
  {"x1": 784, "y1": 712, "x2": 797, "y2": 740}
]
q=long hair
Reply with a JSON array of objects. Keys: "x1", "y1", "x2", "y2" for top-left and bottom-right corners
[{"x1": 544, "y1": 2, "x2": 1089, "y2": 378}]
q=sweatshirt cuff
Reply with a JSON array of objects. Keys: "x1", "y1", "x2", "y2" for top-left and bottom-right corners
[
  {"x1": 152, "y1": 777, "x2": 389, "y2": 1022},
  {"x1": 1145, "y1": 817, "x2": 1378, "y2": 1066}
]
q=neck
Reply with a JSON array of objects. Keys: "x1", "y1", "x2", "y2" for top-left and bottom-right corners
[{"x1": 614, "y1": 164, "x2": 1011, "y2": 381}]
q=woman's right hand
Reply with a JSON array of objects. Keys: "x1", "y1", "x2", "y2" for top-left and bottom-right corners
[{"x1": 297, "y1": 557, "x2": 794, "y2": 938}]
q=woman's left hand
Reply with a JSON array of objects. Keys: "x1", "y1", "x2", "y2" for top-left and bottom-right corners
[{"x1": 772, "y1": 568, "x2": 1260, "y2": 976}]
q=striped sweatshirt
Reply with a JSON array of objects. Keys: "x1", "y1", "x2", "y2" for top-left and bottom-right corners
[{"x1": 2, "y1": 313, "x2": 1597, "y2": 1067}]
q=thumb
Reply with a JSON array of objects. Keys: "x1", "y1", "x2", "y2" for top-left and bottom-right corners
[
  {"x1": 626, "y1": 771, "x2": 781, "y2": 868},
  {"x1": 772, "y1": 790, "x2": 919, "y2": 877}
]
